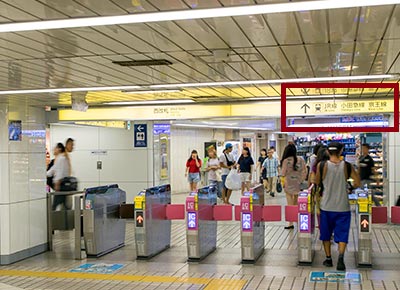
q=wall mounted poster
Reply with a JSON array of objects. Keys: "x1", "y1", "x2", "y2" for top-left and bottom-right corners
[{"x1": 8, "y1": 120, "x2": 22, "y2": 141}]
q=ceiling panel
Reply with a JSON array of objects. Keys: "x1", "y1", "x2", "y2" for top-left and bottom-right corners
[
  {"x1": 246, "y1": 61, "x2": 278, "y2": 80},
  {"x1": 257, "y1": 47, "x2": 296, "y2": 78},
  {"x1": 264, "y1": 13, "x2": 302, "y2": 45},
  {"x1": 352, "y1": 41, "x2": 381, "y2": 75},
  {"x1": 2, "y1": 0, "x2": 67, "y2": 20},
  {"x1": 75, "y1": 0, "x2": 128, "y2": 16},
  {"x1": 109, "y1": 0, "x2": 158, "y2": 13},
  {"x1": 306, "y1": 44, "x2": 332, "y2": 77},
  {"x1": 36, "y1": 0, "x2": 97, "y2": 17},
  {"x1": 384, "y1": 5, "x2": 400, "y2": 40},
  {"x1": 203, "y1": 18, "x2": 252, "y2": 48},
  {"x1": 329, "y1": 8, "x2": 358, "y2": 43},
  {"x1": 233, "y1": 15, "x2": 276, "y2": 46},
  {"x1": 370, "y1": 39, "x2": 400, "y2": 74},
  {"x1": 329, "y1": 42, "x2": 354, "y2": 76},
  {"x1": 295, "y1": 10, "x2": 328, "y2": 44},
  {"x1": 357, "y1": 6, "x2": 394, "y2": 41},
  {"x1": 281, "y1": 45, "x2": 314, "y2": 77},
  {"x1": 227, "y1": 62, "x2": 262, "y2": 80}
]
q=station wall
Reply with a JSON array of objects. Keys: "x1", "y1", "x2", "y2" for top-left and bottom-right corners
[
  {"x1": 49, "y1": 123, "x2": 155, "y2": 202},
  {"x1": 0, "y1": 104, "x2": 47, "y2": 264}
]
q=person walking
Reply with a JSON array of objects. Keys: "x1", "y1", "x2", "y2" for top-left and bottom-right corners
[
  {"x1": 185, "y1": 150, "x2": 202, "y2": 192},
  {"x1": 237, "y1": 147, "x2": 254, "y2": 195},
  {"x1": 47, "y1": 143, "x2": 71, "y2": 210},
  {"x1": 316, "y1": 142, "x2": 360, "y2": 271},
  {"x1": 262, "y1": 148, "x2": 280, "y2": 197},
  {"x1": 206, "y1": 148, "x2": 221, "y2": 196},
  {"x1": 220, "y1": 143, "x2": 236, "y2": 205},
  {"x1": 357, "y1": 143, "x2": 380, "y2": 205},
  {"x1": 257, "y1": 149, "x2": 267, "y2": 184},
  {"x1": 281, "y1": 143, "x2": 307, "y2": 229}
]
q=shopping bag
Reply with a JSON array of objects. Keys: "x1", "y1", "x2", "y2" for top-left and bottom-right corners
[
  {"x1": 225, "y1": 169, "x2": 241, "y2": 190},
  {"x1": 276, "y1": 177, "x2": 282, "y2": 193}
]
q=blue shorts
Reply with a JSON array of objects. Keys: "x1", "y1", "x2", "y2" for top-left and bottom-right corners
[
  {"x1": 319, "y1": 210, "x2": 351, "y2": 243},
  {"x1": 221, "y1": 175, "x2": 228, "y2": 189},
  {"x1": 188, "y1": 173, "x2": 200, "y2": 183}
]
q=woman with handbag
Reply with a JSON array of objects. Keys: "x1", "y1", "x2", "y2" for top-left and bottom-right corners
[
  {"x1": 281, "y1": 144, "x2": 307, "y2": 229},
  {"x1": 47, "y1": 143, "x2": 71, "y2": 210}
]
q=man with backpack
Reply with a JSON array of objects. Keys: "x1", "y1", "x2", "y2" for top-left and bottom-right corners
[{"x1": 316, "y1": 142, "x2": 360, "y2": 271}]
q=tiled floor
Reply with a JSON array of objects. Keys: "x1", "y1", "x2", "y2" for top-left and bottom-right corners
[{"x1": 0, "y1": 192, "x2": 399, "y2": 289}]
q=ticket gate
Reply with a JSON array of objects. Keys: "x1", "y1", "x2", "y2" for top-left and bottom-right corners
[
  {"x1": 240, "y1": 184, "x2": 265, "y2": 263},
  {"x1": 355, "y1": 188, "x2": 373, "y2": 267},
  {"x1": 134, "y1": 184, "x2": 171, "y2": 259},
  {"x1": 297, "y1": 185, "x2": 315, "y2": 265},
  {"x1": 83, "y1": 184, "x2": 126, "y2": 257},
  {"x1": 186, "y1": 185, "x2": 218, "y2": 261}
]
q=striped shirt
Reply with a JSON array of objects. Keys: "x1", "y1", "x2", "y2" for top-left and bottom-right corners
[{"x1": 262, "y1": 157, "x2": 279, "y2": 177}]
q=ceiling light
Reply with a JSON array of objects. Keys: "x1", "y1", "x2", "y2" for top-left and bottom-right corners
[
  {"x1": 287, "y1": 94, "x2": 347, "y2": 99},
  {"x1": 104, "y1": 99, "x2": 194, "y2": 105},
  {"x1": 0, "y1": 85, "x2": 142, "y2": 95},
  {"x1": 0, "y1": 0, "x2": 398, "y2": 33},
  {"x1": 150, "y1": 74, "x2": 398, "y2": 88},
  {"x1": 172, "y1": 123, "x2": 272, "y2": 131},
  {"x1": 247, "y1": 97, "x2": 280, "y2": 101},
  {"x1": 123, "y1": 89, "x2": 182, "y2": 94}
]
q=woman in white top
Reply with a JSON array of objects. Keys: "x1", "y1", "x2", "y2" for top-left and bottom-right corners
[
  {"x1": 47, "y1": 143, "x2": 71, "y2": 210},
  {"x1": 206, "y1": 148, "x2": 221, "y2": 195}
]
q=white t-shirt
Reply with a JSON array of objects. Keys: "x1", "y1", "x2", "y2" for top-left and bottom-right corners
[
  {"x1": 207, "y1": 158, "x2": 220, "y2": 181},
  {"x1": 47, "y1": 154, "x2": 70, "y2": 182},
  {"x1": 220, "y1": 152, "x2": 234, "y2": 176}
]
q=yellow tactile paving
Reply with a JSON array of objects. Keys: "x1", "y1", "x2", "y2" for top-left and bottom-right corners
[{"x1": 0, "y1": 269, "x2": 247, "y2": 290}]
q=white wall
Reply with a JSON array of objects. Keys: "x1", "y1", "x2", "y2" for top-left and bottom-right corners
[
  {"x1": 0, "y1": 104, "x2": 47, "y2": 264},
  {"x1": 49, "y1": 123, "x2": 154, "y2": 202},
  {"x1": 170, "y1": 127, "x2": 227, "y2": 193}
]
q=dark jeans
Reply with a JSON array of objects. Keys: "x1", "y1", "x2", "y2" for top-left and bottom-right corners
[{"x1": 52, "y1": 195, "x2": 66, "y2": 210}]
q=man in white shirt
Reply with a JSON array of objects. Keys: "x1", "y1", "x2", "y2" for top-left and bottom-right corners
[{"x1": 220, "y1": 143, "x2": 236, "y2": 205}]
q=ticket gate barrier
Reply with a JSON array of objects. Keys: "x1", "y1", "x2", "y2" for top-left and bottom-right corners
[
  {"x1": 134, "y1": 184, "x2": 171, "y2": 259},
  {"x1": 297, "y1": 185, "x2": 316, "y2": 265},
  {"x1": 186, "y1": 185, "x2": 218, "y2": 261},
  {"x1": 355, "y1": 188, "x2": 373, "y2": 267},
  {"x1": 83, "y1": 184, "x2": 126, "y2": 257},
  {"x1": 240, "y1": 184, "x2": 265, "y2": 263}
]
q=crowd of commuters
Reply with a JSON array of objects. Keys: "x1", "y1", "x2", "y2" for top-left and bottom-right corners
[{"x1": 186, "y1": 139, "x2": 377, "y2": 271}]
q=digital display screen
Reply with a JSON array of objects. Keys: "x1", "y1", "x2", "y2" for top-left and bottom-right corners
[
  {"x1": 136, "y1": 211, "x2": 144, "y2": 228},
  {"x1": 242, "y1": 213, "x2": 252, "y2": 231},
  {"x1": 299, "y1": 213, "x2": 309, "y2": 232},
  {"x1": 187, "y1": 212, "x2": 197, "y2": 229}
]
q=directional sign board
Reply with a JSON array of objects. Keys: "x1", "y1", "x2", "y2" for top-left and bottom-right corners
[
  {"x1": 242, "y1": 213, "x2": 252, "y2": 232},
  {"x1": 134, "y1": 124, "x2": 147, "y2": 148},
  {"x1": 299, "y1": 213, "x2": 309, "y2": 233},
  {"x1": 360, "y1": 214, "x2": 370, "y2": 233},
  {"x1": 187, "y1": 212, "x2": 197, "y2": 230}
]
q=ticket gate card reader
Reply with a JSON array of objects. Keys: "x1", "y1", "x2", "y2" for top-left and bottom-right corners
[
  {"x1": 83, "y1": 185, "x2": 126, "y2": 257},
  {"x1": 135, "y1": 184, "x2": 172, "y2": 259},
  {"x1": 186, "y1": 186, "x2": 218, "y2": 261},
  {"x1": 356, "y1": 189, "x2": 372, "y2": 267},
  {"x1": 240, "y1": 189, "x2": 265, "y2": 263},
  {"x1": 297, "y1": 186, "x2": 315, "y2": 265}
]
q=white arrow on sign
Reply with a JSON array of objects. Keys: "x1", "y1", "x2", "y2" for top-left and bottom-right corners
[
  {"x1": 188, "y1": 220, "x2": 196, "y2": 228},
  {"x1": 137, "y1": 125, "x2": 144, "y2": 132},
  {"x1": 300, "y1": 222, "x2": 308, "y2": 230},
  {"x1": 243, "y1": 221, "x2": 251, "y2": 229}
]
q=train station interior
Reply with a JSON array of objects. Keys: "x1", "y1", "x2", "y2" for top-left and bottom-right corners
[{"x1": 0, "y1": 0, "x2": 400, "y2": 289}]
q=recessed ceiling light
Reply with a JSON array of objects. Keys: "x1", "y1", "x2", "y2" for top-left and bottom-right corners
[
  {"x1": 0, "y1": 85, "x2": 142, "y2": 95},
  {"x1": 0, "y1": 0, "x2": 398, "y2": 33},
  {"x1": 123, "y1": 89, "x2": 182, "y2": 94},
  {"x1": 150, "y1": 74, "x2": 398, "y2": 89},
  {"x1": 104, "y1": 99, "x2": 194, "y2": 105}
]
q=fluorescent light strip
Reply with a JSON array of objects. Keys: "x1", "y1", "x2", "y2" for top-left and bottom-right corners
[
  {"x1": 0, "y1": 85, "x2": 141, "y2": 95},
  {"x1": 150, "y1": 74, "x2": 397, "y2": 89},
  {"x1": 173, "y1": 123, "x2": 271, "y2": 131},
  {"x1": 287, "y1": 94, "x2": 347, "y2": 99},
  {"x1": 0, "y1": 0, "x2": 398, "y2": 33},
  {"x1": 124, "y1": 89, "x2": 181, "y2": 94},
  {"x1": 105, "y1": 99, "x2": 194, "y2": 105}
]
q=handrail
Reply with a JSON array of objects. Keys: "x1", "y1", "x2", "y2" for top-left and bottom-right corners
[{"x1": 48, "y1": 191, "x2": 85, "y2": 197}]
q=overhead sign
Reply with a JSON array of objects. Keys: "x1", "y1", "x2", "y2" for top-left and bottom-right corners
[
  {"x1": 134, "y1": 124, "x2": 147, "y2": 148},
  {"x1": 299, "y1": 213, "x2": 309, "y2": 232},
  {"x1": 360, "y1": 215, "x2": 370, "y2": 233},
  {"x1": 241, "y1": 213, "x2": 252, "y2": 232},
  {"x1": 153, "y1": 123, "x2": 171, "y2": 135},
  {"x1": 136, "y1": 211, "x2": 144, "y2": 227}
]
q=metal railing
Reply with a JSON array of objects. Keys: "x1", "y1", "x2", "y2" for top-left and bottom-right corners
[{"x1": 47, "y1": 191, "x2": 85, "y2": 260}]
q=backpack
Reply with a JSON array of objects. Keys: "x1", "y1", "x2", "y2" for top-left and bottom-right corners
[{"x1": 319, "y1": 160, "x2": 352, "y2": 193}]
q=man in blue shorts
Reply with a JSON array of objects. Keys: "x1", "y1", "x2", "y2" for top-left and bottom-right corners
[{"x1": 316, "y1": 142, "x2": 360, "y2": 271}]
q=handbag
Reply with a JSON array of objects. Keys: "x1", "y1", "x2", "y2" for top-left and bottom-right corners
[
  {"x1": 276, "y1": 177, "x2": 282, "y2": 193},
  {"x1": 60, "y1": 176, "x2": 78, "y2": 191}
]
